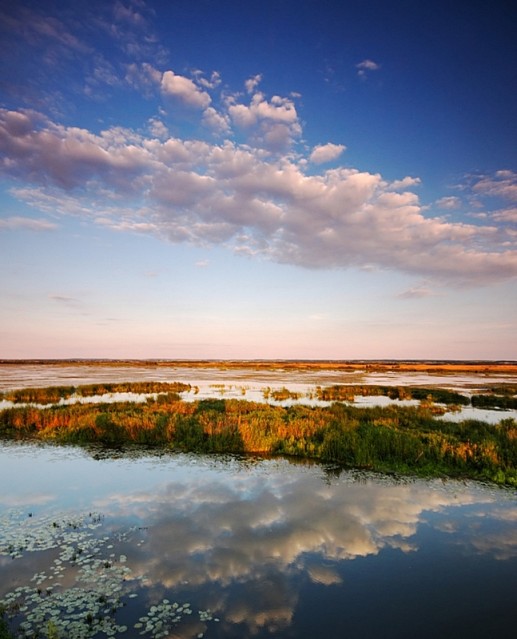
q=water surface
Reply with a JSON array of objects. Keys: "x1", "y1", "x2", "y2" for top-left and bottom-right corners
[
  {"x1": 1, "y1": 442, "x2": 516, "y2": 638},
  {"x1": 1, "y1": 363, "x2": 516, "y2": 423}
]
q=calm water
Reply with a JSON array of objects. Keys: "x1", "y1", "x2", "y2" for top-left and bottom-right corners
[{"x1": 1, "y1": 442, "x2": 516, "y2": 639}]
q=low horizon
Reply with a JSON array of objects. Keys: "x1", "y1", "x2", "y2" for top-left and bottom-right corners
[{"x1": 2, "y1": 358, "x2": 516, "y2": 366}]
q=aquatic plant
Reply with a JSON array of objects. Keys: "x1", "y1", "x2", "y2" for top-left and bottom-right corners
[
  {"x1": 0, "y1": 510, "x2": 220, "y2": 639},
  {"x1": 0, "y1": 385, "x2": 516, "y2": 484}
]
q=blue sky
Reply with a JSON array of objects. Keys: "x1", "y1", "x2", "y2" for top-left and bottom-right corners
[{"x1": 0, "y1": 0, "x2": 516, "y2": 360}]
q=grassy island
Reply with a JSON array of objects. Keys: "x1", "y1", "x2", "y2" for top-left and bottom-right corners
[{"x1": 1, "y1": 382, "x2": 516, "y2": 486}]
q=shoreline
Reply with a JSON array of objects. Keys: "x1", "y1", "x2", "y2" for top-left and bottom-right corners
[{"x1": 1, "y1": 359, "x2": 517, "y2": 374}]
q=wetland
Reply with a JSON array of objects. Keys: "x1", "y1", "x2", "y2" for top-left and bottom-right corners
[{"x1": 1, "y1": 361, "x2": 516, "y2": 638}]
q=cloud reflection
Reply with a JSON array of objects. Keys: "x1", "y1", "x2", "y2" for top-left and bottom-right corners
[{"x1": 91, "y1": 462, "x2": 512, "y2": 636}]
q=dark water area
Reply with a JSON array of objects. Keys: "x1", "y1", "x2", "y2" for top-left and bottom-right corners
[{"x1": 1, "y1": 442, "x2": 516, "y2": 638}]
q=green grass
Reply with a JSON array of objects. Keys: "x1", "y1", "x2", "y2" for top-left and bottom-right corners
[{"x1": 1, "y1": 385, "x2": 516, "y2": 486}]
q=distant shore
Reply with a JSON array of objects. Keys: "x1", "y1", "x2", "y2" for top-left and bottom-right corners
[{"x1": 1, "y1": 359, "x2": 517, "y2": 374}]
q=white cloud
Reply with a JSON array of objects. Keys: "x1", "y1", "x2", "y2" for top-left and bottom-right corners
[
  {"x1": 492, "y1": 208, "x2": 517, "y2": 223},
  {"x1": 356, "y1": 59, "x2": 381, "y2": 77},
  {"x1": 0, "y1": 216, "x2": 58, "y2": 231},
  {"x1": 436, "y1": 196, "x2": 461, "y2": 209},
  {"x1": 389, "y1": 176, "x2": 421, "y2": 190},
  {"x1": 161, "y1": 70, "x2": 211, "y2": 109},
  {"x1": 147, "y1": 117, "x2": 169, "y2": 140},
  {"x1": 472, "y1": 170, "x2": 517, "y2": 201},
  {"x1": 125, "y1": 62, "x2": 162, "y2": 94},
  {"x1": 309, "y1": 143, "x2": 346, "y2": 164},
  {"x1": 228, "y1": 92, "x2": 301, "y2": 150},
  {"x1": 193, "y1": 70, "x2": 222, "y2": 90},
  {"x1": 0, "y1": 107, "x2": 516, "y2": 287},
  {"x1": 245, "y1": 74, "x2": 263, "y2": 94},
  {"x1": 202, "y1": 107, "x2": 231, "y2": 136}
]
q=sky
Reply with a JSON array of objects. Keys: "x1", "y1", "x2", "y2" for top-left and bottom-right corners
[{"x1": 0, "y1": 0, "x2": 516, "y2": 360}]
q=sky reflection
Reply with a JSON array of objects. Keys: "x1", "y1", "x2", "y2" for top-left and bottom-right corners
[{"x1": 1, "y1": 444, "x2": 516, "y2": 638}]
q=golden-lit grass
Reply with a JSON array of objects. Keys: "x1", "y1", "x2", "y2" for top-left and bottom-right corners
[{"x1": 2, "y1": 359, "x2": 516, "y2": 374}]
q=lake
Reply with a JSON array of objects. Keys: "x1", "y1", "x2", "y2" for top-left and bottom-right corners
[{"x1": 1, "y1": 442, "x2": 516, "y2": 639}]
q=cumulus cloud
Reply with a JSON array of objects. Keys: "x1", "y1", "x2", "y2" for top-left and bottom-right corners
[
  {"x1": 228, "y1": 91, "x2": 301, "y2": 150},
  {"x1": 161, "y1": 70, "x2": 211, "y2": 109},
  {"x1": 147, "y1": 117, "x2": 169, "y2": 140},
  {"x1": 245, "y1": 74, "x2": 263, "y2": 94},
  {"x1": 202, "y1": 107, "x2": 231, "y2": 135},
  {"x1": 309, "y1": 142, "x2": 346, "y2": 164},
  {"x1": 193, "y1": 69, "x2": 222, "y2": 90},
  {"x1": 389, "y1": 176, "x2": 421, "y2": 190},
  {"x1": 0, "y1": 107, "x2": 515, "y2": 286}
]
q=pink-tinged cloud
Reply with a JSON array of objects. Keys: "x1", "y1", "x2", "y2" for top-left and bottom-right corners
[
  {"x1": 0, "y1": 108, "x2": 516, "y2": 286},
  {"x1": 436, "y1": 196, "x2": 461, "y2": 210},
  {"x1": 0, "y1": 216, "x2": 57, "y2": 231},
  {"x1": 161, "y1": 70, "x2": 211, "y2": 109},
  {"x1": 472, "y1": 170, "x2": 517, "y2": 200},
  {"x1": 228, "y1": 92, "x2": 301, "y2": 150},
  {"x1": 309, "y1": 143, "x2": 346, "y2": 164}
]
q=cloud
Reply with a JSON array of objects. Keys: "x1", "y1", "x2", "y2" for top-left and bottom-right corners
[
  {"x1": 492, "y1": 208, "x2": 517, "y2": 223},
  {"x1": 125, "y1": 62, "x2": 162, "y2": 95},
  {"x1": 113, "y1": 0, "x2": 147, "y2": 27},
  {"x1": 309, "y1": 143, "x2": 346, "y2": 164},
  {"x1": 436, "y1": 196, "x2": 461, "y2": 210},
  {"x1": 228, "y1": 91, "x2": 301, "y2": 150},
  {"x1": 389, "y1": 176, "x2": 421, "y2": 190},
  {"x1": 397, "y1": 283, "x2": 436, "y2": 299},
  {"x1": 161, "y1": 70, "x2": 212, "y2": 109},
  {"x1": 0, "y1": 107, "x2": 516, "y2": 287},
  {"x1": 49, "y1": 294, "x2": 79, "y2": 304},
  {"x1": 193, "y1": 69, "x2": 222, "y2": 90},
  {"x1": 245, "y1": 74, "x2": 263, "y2": 94},
  {"x1": 202, "y1": 107, "x2": 231, "y2": 136},
  {"x1": 356, "y1": 59, "x2": 381, "y2": 77},
  {"x1": 147, "y1": 117, "x2": 169, "y2": 140},
  {"x1": 0, "y1": 216, "x2": 58, "y2": 231},
  {"x1": 0, "y1": 6, "x2": 90, "y2": 55},
  {"x1": 472, "y1": 170, "x2": 517, "y2": 201}
]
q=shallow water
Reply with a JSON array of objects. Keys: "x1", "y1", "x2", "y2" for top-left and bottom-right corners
[
  {"x1": 0, "y1": 363, "x2": 516, "y2": 423},
  {"x1": 1, "y1": 442, "x2": 516, "y2": 638}
]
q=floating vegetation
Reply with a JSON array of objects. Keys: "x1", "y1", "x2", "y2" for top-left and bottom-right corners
[
  {"x1": 0, "y1": 383, "x2": 192, "y2": 406},
  {"x1": 263, "y1": 387, "x2": 302, "y2": 401},
  {"x1": 0, "y1": 510, "x2": 220, "y2": 638}
]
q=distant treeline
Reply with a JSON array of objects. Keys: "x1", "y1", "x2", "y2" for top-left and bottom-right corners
[{"x1": 1, "y1": 394, "x2": 516, "y2": 486}]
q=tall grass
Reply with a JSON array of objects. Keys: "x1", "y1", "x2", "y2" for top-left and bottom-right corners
[{"x1": 1, "y1": 393, "x2": 515, "y2": 485}]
